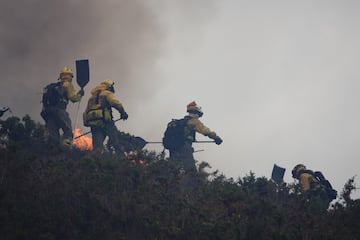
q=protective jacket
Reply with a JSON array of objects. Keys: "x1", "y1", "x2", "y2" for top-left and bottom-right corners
[
  {"x1": 298, "y1": 171, "x2": 322, "y2": 191},
  {"x1": 83, "y1": 84, "x2": 125, "y2": 127},
  {"x1": 168, "y1": 114, "x2": 221, "y2": 169},
  {"x1": 184, "y1": 115, "x2": 219, "y2": 143}
]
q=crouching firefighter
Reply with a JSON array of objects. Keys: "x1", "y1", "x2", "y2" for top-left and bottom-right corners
[
  {"x1": 163, "y1": 101, "x2": 223, "y2": 169},
  {"x1": 292, "y1": 164, "x2": 337, "y2": 207},
  {"x1": 83, "y1": 80, "x2": 128, "y2": 156},
  {"x1": 41, "y1": 67, "x2": 84, "y2": 146}
]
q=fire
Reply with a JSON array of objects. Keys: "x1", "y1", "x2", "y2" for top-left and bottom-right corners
[
  {"x1": 73, "y1": 128, "x2": 93, "y2": 150},
  {"x1": 127, "y1": 151, "x2": 147, "y2": 166}
]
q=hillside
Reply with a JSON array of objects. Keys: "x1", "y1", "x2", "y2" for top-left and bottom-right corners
[{"x1": 0, "y1": 116, "x2": 359, "y2": 240}]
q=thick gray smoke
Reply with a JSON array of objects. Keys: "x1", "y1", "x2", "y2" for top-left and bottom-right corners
[{"x1": 0, "y1": 0, "x2": 163, "y2": 120}]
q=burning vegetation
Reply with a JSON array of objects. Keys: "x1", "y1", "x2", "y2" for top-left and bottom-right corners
[
  {"x1": 0, "y1": 115, "x2": 359, "y2": 239},
  {"x1": 73, "y1": 128, "x2": 93, "y2": 150}
]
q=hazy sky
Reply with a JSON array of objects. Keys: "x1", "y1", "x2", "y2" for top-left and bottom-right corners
[{"x1": 1, "y1": 0, "x2": 359, "y2": 198}]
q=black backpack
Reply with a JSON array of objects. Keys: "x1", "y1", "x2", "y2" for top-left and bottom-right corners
[
  {"x1": 313, "y1": 171, "x2": 338, "y2": 200},
  {"x1": 301, "y1": 170, "x2": 338, "y2": 200},
  {"x1": 42, "y1": 82, "x2": 63, "y2": 107},
  {"x1": 162, "y1": 118, "x2": 188, "y2": 150}
]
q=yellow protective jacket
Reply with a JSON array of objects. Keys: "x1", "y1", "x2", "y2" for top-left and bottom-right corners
[
  {"x1": 299, "y1": 172, "x2": 321, "y2": 191},
  {"x1": 62, "y1": 80, "x2": 82, "y2": 103},
  {"x1": 83, "y1": 84, "x2": 125, "y2": 126},
  {"x1": 185, "y1": 116, "x2": 219, "y2": 142}
]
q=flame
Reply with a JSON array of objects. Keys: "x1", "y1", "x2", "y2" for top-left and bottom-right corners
[
  {"x1": 127, "y1": 151, "x2": 147, "y2": 165},
  {"x1": 73, "y1": 128, "x2": 93, "y2": 150}
]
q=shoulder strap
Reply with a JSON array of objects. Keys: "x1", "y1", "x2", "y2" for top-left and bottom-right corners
[
  {"x1": 182, "y1": 117, "x2": 196, "y2": 142},
  {"x1": 56, "y1": 81, "x2": 64, "y2": 89},
  {"x1": 95, "y1": 91, "x2": 101, "y2": 104},
  {"x1": 182, "y1": 117, "x2": 190, "y2": 123}
]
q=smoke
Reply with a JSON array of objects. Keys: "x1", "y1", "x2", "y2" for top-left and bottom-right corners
[
  {"x1": 0, "y1": 0, "x2": 164, "y2": 120},
  {"x1": 0, "y1": 0, "x2": 216, "y2": 127}
]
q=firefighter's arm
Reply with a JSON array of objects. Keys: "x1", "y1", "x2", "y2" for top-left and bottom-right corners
[
  {"x1": 63, "y1": 81, "x2": 82, "y2": 102},
  {"x1": 105, "y1": 91, "x2": 128, "y2": 120},
  {"x1": 188, "y1": 118, "x2": 222, "y2": 144}
]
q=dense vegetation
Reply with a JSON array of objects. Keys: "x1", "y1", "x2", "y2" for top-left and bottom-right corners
[{"x1": 0, "y1": 116, "x2": 359, "y2": 240}]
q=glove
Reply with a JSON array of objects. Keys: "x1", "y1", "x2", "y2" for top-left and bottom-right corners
[
  {"x1": 214, "y1": 137, "x2": 223, "y2": 145},
  {"x1": 78, "y1": 89, "x2": 84, "y2": 97},
  {"x1": 120, "y1": 111, "x2": 128, "y2": 120}
]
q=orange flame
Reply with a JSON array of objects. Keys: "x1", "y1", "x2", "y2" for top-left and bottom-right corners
[
  {"x1": 127, "y1": 151, "x2": 147, "y2": 166},
  {"x1": 73, "y1": 128, "x2": 93, "y2": 150}
]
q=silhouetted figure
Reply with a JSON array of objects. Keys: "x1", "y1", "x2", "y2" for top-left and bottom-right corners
[
  {"x1": 41, "y1": 67, "x2": 84, "y2": 146},
  {"x1": 163, "y1": 101, "x2": 223, "y2": 170},
  {"x1": 292, "y1": 164, "x2": 337, "y2": 208}
]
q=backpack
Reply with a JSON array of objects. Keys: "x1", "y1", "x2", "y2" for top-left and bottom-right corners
[
  {"x1": 83, "y1": 91, "x2": 113, "y2": 127},
  {"x1": 301, "y1": 170, "x2": 338, "y2": 200},
  {"x1": 162, "y1": 118, "x2": 188, "y2": 150},
  {"x1": 42, "y1": 82, "x2": 64, "y2": 107},
  {"x1": 313, "y1": 171, "x2": 338, "y2": 200}
]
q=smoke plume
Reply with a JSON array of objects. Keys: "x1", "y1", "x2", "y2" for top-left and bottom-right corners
[{"x1": 0, "y1": 0, "x2": 163, "y2": 120}]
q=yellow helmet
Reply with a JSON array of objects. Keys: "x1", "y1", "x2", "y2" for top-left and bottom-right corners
[
  {"x1": 59, "y1": 67, "x2": 74, "y2": 78},
  {"x1": 101, "y1": 79, "x2": 115, "y2": 87},
  {"x1": 187, "y1": 101, "x2": 203, "y2": 116},
  {"x1": 101, "y1": 79, "x2": 115, "y2": 92},
  {"x1": 292, "y1": 164, "x2": 306, "y2": 179}
]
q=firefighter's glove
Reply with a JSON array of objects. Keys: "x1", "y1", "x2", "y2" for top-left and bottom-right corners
[
  {"x1": 78, "y1": 89, "x2": 85, "y2": 97},
  {"x1": 120, "y1": 111, "x2": 128, "y2": 120},
  {"x1": 214, "y1": 137, "x2": 223, "y2": 145}
]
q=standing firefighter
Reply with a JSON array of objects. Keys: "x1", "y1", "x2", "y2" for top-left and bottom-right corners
[
  {"x1": 292, "y1": 164, "x2": 337, "y2": 207},
  {"x1": 41, "y1": 67, "x2": 84, "y2": 146},
  {"x1": 83, "y1": 80, "x2": 128, "y2": 155},
  {"x1": 163, "y1": 101, "x2": 223, "y2": 169}
]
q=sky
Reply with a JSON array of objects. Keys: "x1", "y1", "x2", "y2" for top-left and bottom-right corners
[{"x1": 1, "y1": 0, "x2": 359, "y2": 198}]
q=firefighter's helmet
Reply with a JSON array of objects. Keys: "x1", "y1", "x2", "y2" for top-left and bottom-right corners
[
  {"x1": 292, "y1": 164, "x2": 306, "y2": 179},
  {"x1": 60, "y1": 67, "x2": 74, "y2": 78},
  {"x1": 187, "y1": 101, "x2": 203, "y2": 117}
]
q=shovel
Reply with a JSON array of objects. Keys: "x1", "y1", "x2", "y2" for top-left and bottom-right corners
[{"x1": 73, "y1": 59, "x2": 90, "y2": 141}]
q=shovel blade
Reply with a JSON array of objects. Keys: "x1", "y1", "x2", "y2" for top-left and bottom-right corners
[
  {"x1": 271, "y1": 164, "x2": 286, "y2": 184},
  {"x1": 76, "y1": 59, "x2": 90, "y2": 89}
]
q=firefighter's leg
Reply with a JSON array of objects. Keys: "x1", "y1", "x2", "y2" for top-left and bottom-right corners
[
  {"x1": 91, "y1": 126, "x2": 106, "y2": 152},
  {"x1": 170, "y1": 143, "x2": 195, "y2": 170},
  {"x1": 59, "y1": 110, "x2": 73, "y2": 139},
  {"x1": 41, "y1": 109, "x2": 60, "y2": 143},
  {"x1": 180, "y1": 143, "x2": 196, "y2": 170},
  {"x1": 57, "y1": 109, "x2": 73, "y2": 145},
  {"x1": 105, "y1": 122, "x2": 125, "y2": 157}
]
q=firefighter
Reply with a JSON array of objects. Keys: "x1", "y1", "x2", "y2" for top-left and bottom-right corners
[
  {"x1": 292, "y1": 164, "x2": 330, "y2": 205},
  {"x1": 83, "y1": 79, "x2": 128, "y2": 155},
  {"x1": 168, "y1": 101, "x2": 223, "y2": 169},
  {"x1": 41, "y1": 67, "x2": 84, "y2": 146}
]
